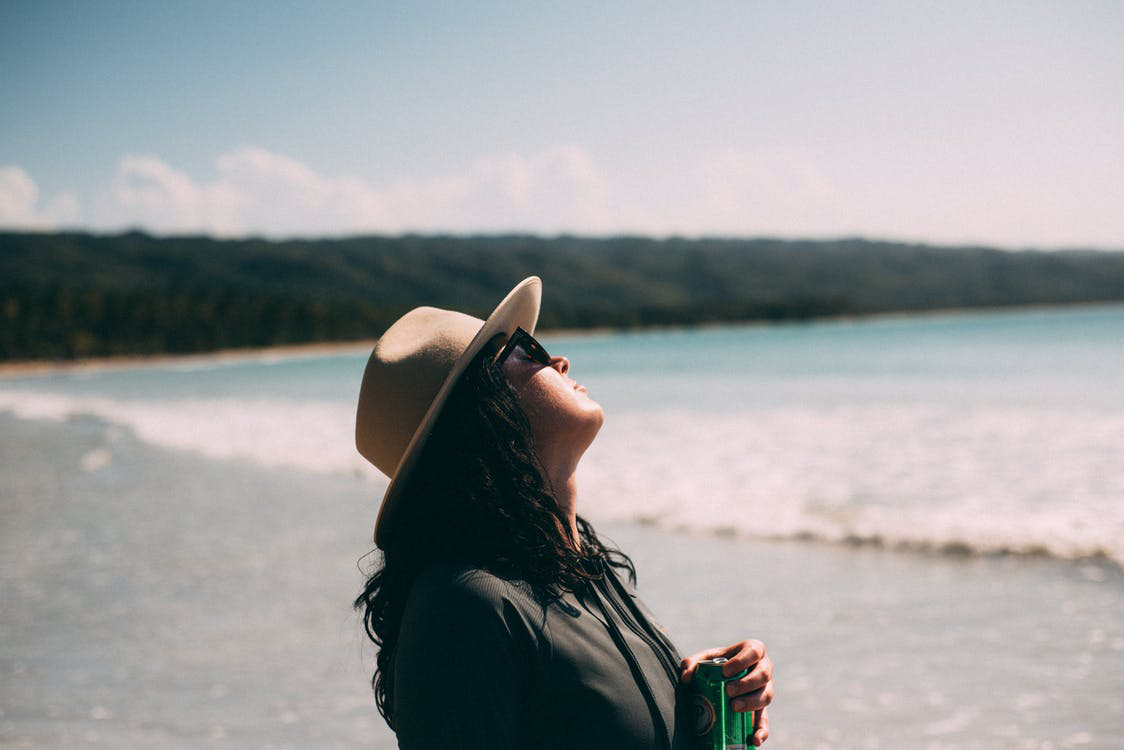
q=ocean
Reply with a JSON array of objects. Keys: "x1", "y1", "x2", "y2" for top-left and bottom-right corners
[{"x1": 2, "y1": 304, "x2": 1122, "y2": 748}]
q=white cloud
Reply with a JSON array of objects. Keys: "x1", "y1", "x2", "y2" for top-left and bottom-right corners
[
  {"x1": 0, "y1": 166, "x2": 80, "y2": 230},
  {"x1": 12, "y1": 146, "x2": 1121, "y2": 247},
  {"x1": 676, "y1": 147, "x2": 850, "y2": 237},
  {"x1": 471, "y1": 145, "x2": 609, "y2": 213},
  {"x1": 211, "y1": 147, "x2": 393, "y2": 233},
  {"x1": 0, "y1": 167, "x2": 37, "y2": 221},
  {"x1": 91, "y1": 144, "x2": 616, "y2": 237},
  {"x1": 415, "y1": 144, "x2": 613, "y2": 232},
  {"x1": 109, "y1": 154, "x2": 253, "y2": 236}
]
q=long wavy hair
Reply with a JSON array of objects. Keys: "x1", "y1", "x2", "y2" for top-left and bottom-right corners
[{"x1": 354, "y1": 343, "x2": 635, "y2": 728}]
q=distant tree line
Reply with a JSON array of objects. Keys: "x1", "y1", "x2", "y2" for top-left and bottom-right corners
[{"x1": 2, "y1": 230, "x2": 1123, "y2": 361}]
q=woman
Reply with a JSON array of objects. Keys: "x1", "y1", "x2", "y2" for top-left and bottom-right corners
[{"x1": 354, "y1": 277, "x2": 773, "y2": 748}]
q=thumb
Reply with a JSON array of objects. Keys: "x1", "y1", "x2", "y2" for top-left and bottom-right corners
[{"x1": 679, "y1": 646, "x2": 732, "y2": 684}]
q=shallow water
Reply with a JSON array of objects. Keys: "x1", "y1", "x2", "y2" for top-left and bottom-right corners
[
  {"x1": 3, "y1": 304, "x2": 1124, "y2": 747},
  {"x1": 2, "y1": 415, "x2": 1121, "y2": 749},
  {"x1": 4, "y1": 304, "x2": 1122, "y2": 564}
]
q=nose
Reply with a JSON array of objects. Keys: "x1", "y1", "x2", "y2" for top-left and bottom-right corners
[{"x1": 550, "y1": 355, "x2": 569, "y2": 375}]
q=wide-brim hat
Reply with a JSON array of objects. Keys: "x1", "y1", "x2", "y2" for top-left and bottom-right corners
[{"x1": 355, "y1": 276, "x2": 542, "y2": 547}]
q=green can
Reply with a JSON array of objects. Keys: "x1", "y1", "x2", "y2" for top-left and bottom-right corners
[{"x1": 691, "y1": 657, "x2": 756, "y2": 750}]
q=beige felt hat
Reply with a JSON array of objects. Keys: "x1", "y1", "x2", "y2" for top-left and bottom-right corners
[{"x1": 355, "y1": 276, "x2": 542, "y2": 547}]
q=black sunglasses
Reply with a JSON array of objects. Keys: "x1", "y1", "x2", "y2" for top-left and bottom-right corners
[{"x1": 496, "y1": 327, "x2": 552, "y2": 366}]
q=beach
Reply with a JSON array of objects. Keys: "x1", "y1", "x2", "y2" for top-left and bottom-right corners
[
  {"x1": 3, "y1": 305, "x2": 1123, "y2": 748},
  {"x1": 0, "y1": 340, "x2": 378, "y2": 379},
  {"x1": 3, "y1": 413, "x2": 1120, "y2": 749}
]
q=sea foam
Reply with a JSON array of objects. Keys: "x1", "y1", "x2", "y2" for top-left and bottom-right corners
[
  {"x1": 2, "y1": 388, "x2": 1121, "y2": 566},
  {"x1": 580, "y1": 406, "x2": 1124, "y2": 567},
  {"x1": 0, "y1": 389, "x2": 379, "y2": 479}
]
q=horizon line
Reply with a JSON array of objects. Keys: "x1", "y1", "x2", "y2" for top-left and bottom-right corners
[{"x1": 3, "y1": 226, "x2": 1122, "y2": 255}]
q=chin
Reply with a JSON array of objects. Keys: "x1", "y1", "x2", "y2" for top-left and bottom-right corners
[{"x1": 581, "y1": 404, "x2": 606, "y2": 443}]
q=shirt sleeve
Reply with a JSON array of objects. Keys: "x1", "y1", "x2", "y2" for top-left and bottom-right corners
[{"x1": 392, "y1": 569, "x2": 538, "y2": 750}]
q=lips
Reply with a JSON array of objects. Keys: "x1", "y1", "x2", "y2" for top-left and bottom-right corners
[{"x1": 567, "y1": 376, "x2": 588, "y2": 393}]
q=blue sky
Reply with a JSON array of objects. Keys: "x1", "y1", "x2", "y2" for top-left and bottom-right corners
[{"x1": 2, "y1": 1, "x2": 1122, "y2": 248}]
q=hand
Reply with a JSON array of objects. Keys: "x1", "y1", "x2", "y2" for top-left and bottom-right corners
[{"x1": 681, "y1": 639, "x2": 774, "y2": 746}]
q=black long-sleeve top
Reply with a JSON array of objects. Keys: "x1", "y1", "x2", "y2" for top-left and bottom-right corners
[{"x1": 392, "y1": 560, "x2": 693, "y2": 749}]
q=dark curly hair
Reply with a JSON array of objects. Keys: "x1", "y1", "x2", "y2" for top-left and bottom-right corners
[{"x1": 354, "y1": 343, "x2": 635, "y2": 728}]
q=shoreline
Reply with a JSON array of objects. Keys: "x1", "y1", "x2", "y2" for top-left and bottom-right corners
[
  {"x1": 3, "y1": 298, "x2": 1122, "y2": 378},
  {"x1": 0, "y1": 339, "x2": 377, "y2": 377}
]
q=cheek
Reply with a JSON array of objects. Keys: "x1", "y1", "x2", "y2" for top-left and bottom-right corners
[
  {"x1": 519, "y1": 378, "x2": 603, "y2": 441},
  {"x1": 516, "y1": 381, "x2": 564, "y2": 430}
]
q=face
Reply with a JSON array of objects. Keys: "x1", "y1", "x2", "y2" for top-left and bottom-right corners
[{"x1": 500, "y1": 336, "x2": 604, "y2": 463}]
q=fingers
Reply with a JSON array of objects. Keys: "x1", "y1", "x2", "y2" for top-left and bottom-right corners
[
  {"x1": 683, "y1": 639, "x2": 773, "y2": 742},
  {"x1": 725, "y1": 655, "x2": 773, "y2": 699},
  {"x1": 729, "y1": 678, "x2": 774, "y2": 712},
  {"x1": 679, "y1": 645, "x2": 735, "y2": 683},
  {"x1": 721, "y1": 639, "x2": 766, "y2": 677},
  {"x1": 680, "y1": 639, "x2": 770, "y2": 683},
  {"x1": 752, "y1": 707, "x2": 770, "y2": 746}
]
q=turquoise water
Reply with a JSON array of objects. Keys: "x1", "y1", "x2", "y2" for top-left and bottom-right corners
[
  {"x1": 2, "y1": 304, "x2": 1123, "y2": 748},
  {"x1": 2, "y1": 304, "x2": 1122, "y2": 560},
  {"x1": 554, "y1": 305, "x2": 1124, "y2": 411}
]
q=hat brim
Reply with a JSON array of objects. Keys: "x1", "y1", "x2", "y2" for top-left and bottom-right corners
[{"x1": 371, "y1": 276, "x2": 542, "y2": 547}]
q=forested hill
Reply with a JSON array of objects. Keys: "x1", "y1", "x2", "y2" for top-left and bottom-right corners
[{"x1": 3, "y1": 231, "x2": 1124, "y2": 361}]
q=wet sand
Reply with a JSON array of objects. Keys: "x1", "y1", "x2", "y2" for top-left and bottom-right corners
[{"x1": 0, "y1": 340, "x2": 377, "y2": 378}]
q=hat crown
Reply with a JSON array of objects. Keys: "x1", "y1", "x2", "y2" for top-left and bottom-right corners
[
  {"x1": 353, "y1": 276, "x2": 541, "y2": 547},
  {"x1": 355, "y1": 306, "x2": 485, "y2": 477}
]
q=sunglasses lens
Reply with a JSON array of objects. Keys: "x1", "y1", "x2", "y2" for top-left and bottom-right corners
[
  {"x1": 527, "y1": 336, "x2": 550, "y2": 365},
  {"x1": 500, "y1": 328, "x2": 550, "y2": 365}
]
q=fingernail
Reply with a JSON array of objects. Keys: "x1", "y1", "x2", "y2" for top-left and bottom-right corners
[{"x1": 732, "y1": 699, "x2": 745, "y2": 712}]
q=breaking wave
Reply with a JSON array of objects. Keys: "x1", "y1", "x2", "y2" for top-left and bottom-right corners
[
  {"x1": 580, "y1": 408, "x2": 1124, "y2": 568},
  {"x1": 0, "y1": 389, "x2": 378, "y2": 478},
  {"x1": 2, "y1": 390, "x2": 1121, "y2": 568}
]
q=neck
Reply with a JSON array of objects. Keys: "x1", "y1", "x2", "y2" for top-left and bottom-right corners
[{"x1": 543, "y1": 457, "x2": 581, "y2": 550}]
